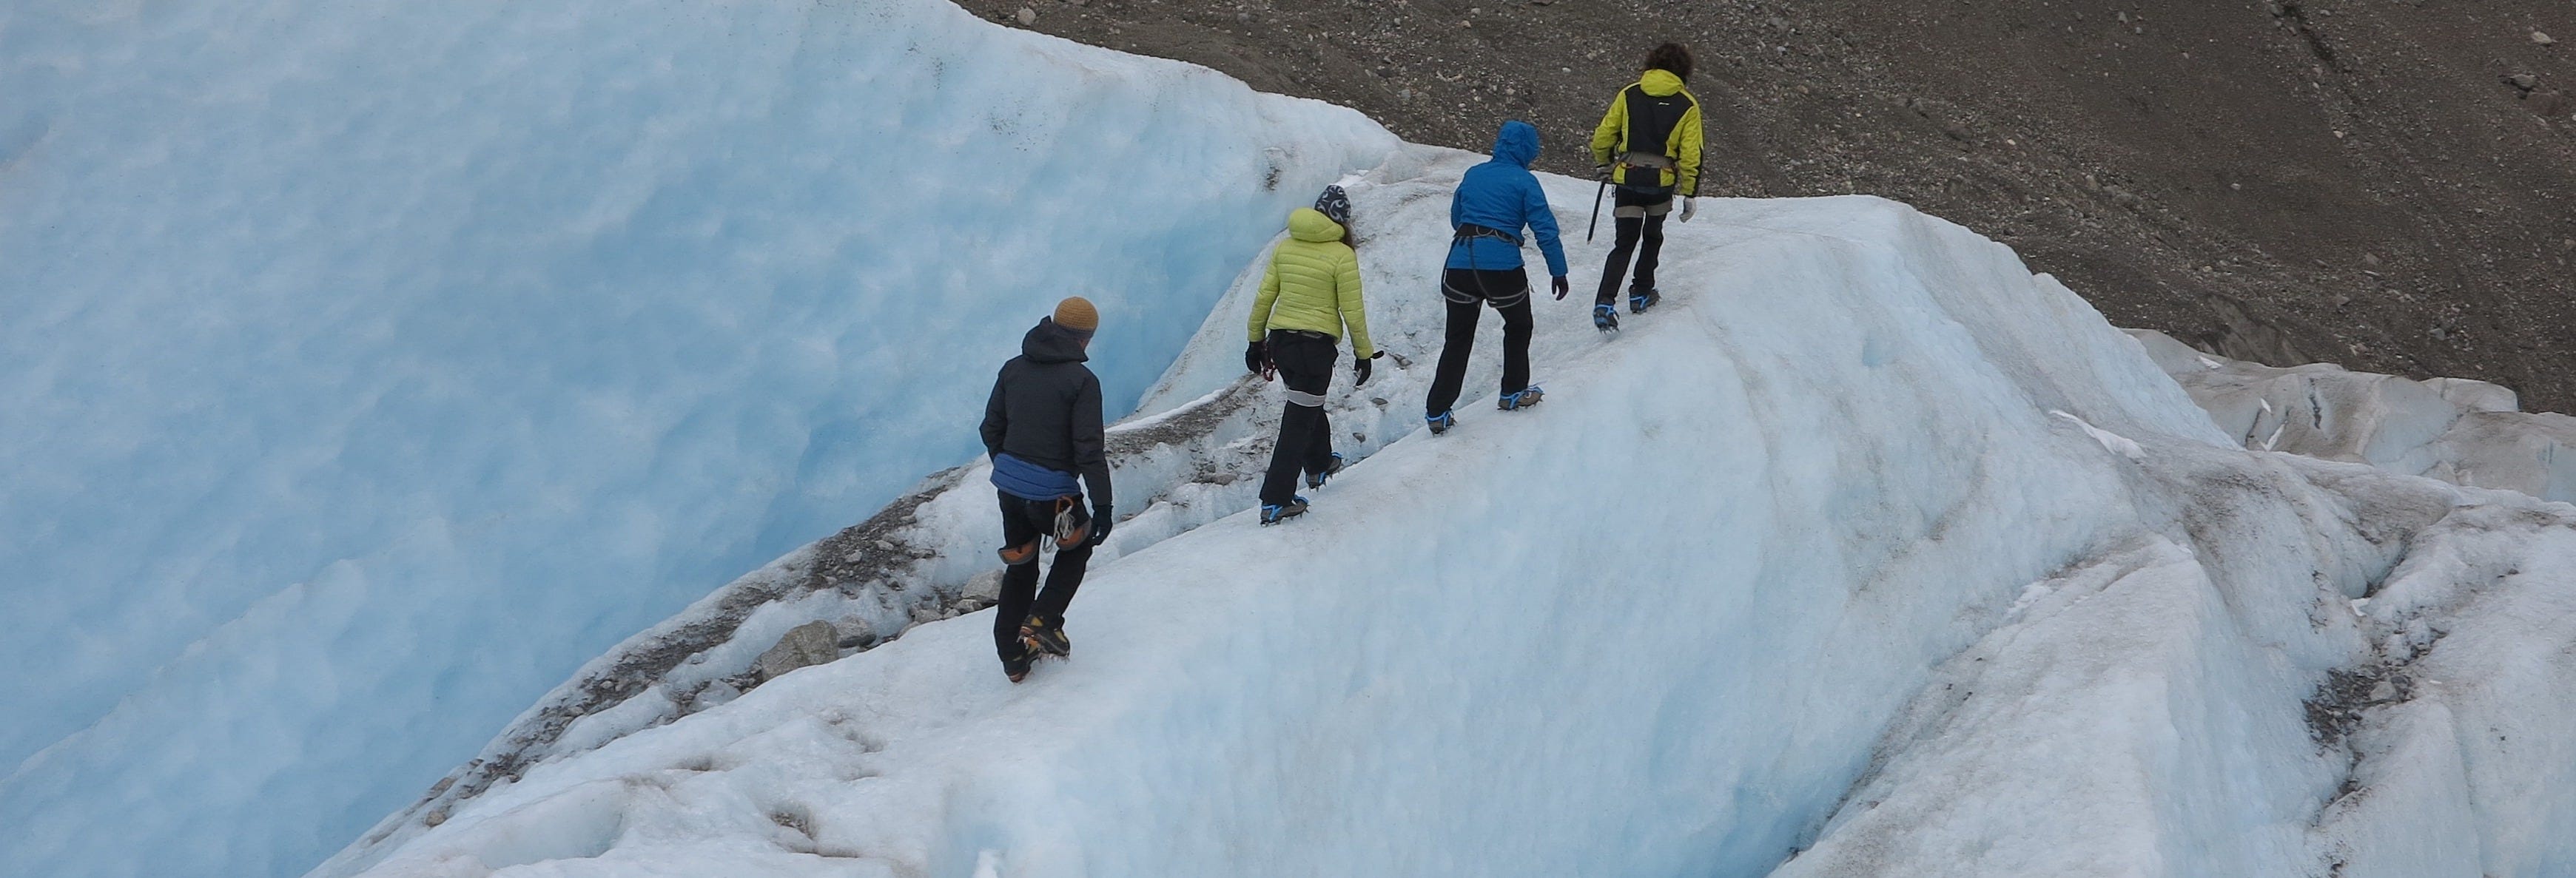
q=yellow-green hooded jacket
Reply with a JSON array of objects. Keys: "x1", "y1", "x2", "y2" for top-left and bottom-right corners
[
  {"x1": 1247, "y1": 208, "x2": 1374, "y2": 359},
  {"x1": 1589, "y1": 69, "x2": 1705, "y2": 196}
]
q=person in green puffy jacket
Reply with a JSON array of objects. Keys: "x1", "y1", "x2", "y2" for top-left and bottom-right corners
[{"x1": 1245, "y1": 184, "x2": 1378, "y2": 525}]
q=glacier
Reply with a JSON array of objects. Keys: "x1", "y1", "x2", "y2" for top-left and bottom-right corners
[
  {"x1": 12, "y1": 0, "x2": 2576, "y2": 876},
  {"x1": 316, "y1": 145, "x2": 2576, "y2": 877},
  {"x1": 0, "y1": 1, "x2": 1393, "y2": 877},
  {"x1": 2128, "y1": 328, "x2": 2576, "y2": 504}
]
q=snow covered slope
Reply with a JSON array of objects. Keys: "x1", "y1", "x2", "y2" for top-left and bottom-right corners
[
  {"x1": 0, "y1": 2, "x2": 1396, "y2": 877},
  {"x1": 324, "y1": 161, "x2": 2576, "y2": 878}
]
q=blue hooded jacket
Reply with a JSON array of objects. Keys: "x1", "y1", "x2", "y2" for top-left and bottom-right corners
[{"x1": 1445, "y1": 120, "x2": 1570, "y2": 278}]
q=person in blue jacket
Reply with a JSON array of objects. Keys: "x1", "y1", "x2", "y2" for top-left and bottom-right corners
[{"x1": 1423, "y1": 119, "x2": 1570, "y2": 434}]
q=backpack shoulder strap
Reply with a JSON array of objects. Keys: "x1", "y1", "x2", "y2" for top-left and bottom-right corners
[{"x1": 1617, "y1": 84, "x2": 1649, "y2": 152}]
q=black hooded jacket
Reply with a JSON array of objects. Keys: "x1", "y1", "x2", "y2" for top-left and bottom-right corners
[{"x1": 980, "y1": 318, "x2": 1112, "y2": 513}]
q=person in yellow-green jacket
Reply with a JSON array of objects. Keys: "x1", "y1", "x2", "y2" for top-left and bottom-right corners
[
  {"x1": 1588, "y1": 42, "x2": 1704, "y2": 329},
  {"x1": 1245, "y1": 185, "x2": 1378, "y2": 525}
]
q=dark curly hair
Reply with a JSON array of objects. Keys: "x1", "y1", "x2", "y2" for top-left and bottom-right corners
[{"x1": 1644, "y1": 43, "x2": 1693, "y2": 83}]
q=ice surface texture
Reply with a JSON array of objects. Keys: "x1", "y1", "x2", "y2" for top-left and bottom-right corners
[
  {"x1": 2131, "y1": 328, "x2": 2576, "y2": 502},
  {"x1": 312, "y1": 162, "x2": 2305, "y2": 876},
  {"x1": 341, "y1": 158, "x2": 2576, "y2": 878},
  {"x1": 315, "y1": 148, "x2": 1533, "y2": 866},
  {"x1": 0, "y1": 1, "x2": 1396, "y2": 876}
]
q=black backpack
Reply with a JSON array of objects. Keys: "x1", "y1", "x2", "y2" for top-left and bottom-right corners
[{"x1": 1616, "y1": 84, "x2": 1692, "y2": 195}]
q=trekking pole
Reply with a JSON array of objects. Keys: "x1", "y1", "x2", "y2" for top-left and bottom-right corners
[{"x1": 1586, "y1": 176, "x2": 1609, "y2": 243}]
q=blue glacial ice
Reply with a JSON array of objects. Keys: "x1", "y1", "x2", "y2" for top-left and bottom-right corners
[{"x1": 0, "y1": 1, "x2": 1393, "y2": 875}]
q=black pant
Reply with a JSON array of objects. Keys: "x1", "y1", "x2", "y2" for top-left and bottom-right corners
[
  {"x1": 1260, "y1": 331, "x2": 1339, "y2": 507},
  {"x1": 994, "y1": 490, "x2": 1092, "y2": 662},
  {"x1": 1426, "y1": 267, "x2": 1533, "y2": 416},
  {"x1": 1595, "y1": 187, "x2": 1671, "y2": 304}
]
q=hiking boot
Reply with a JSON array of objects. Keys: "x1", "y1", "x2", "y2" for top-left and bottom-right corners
[
  {"x1": 1497, "y1": 385, "x2": 1544, "y2": 411},
  {"x1": 1003, "y1": 652, "x2": 1033, "y2": 683},
  {"x1": 1305, "y1": 452, "x2": 1345, "y2": 490},
  {"x1": 1630, "y1": 287, "x2": 1661, "y2": 314},
  {"x1": 1022, "y1": 615, "x2": 1072, "y2": 658},
  {"x1": 1260, "y1": 496, "x2": 1310, "y2": 525},
  {"x1": 1593, "y1": 303, "x2": 1620, "y2": 331},
  {"x1": 1425, "y1": 410, "x2": 1455, "y2": 436}
]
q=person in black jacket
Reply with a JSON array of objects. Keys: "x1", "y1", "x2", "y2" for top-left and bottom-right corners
[{"x1": 978, "y1": 297, "x2": 1114, "y2": 682}]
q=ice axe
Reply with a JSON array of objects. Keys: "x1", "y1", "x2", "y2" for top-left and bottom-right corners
[{"x1": 1586, "y1": 176, "x2": 1608, "y2": 243}]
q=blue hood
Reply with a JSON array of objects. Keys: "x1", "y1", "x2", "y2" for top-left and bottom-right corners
[
  {"x1": 1447, "y1": 120, "x2": 1568, "y2": 277},
  {"x1": 1490, "y1": 120, "x2": 1540, "y2": 169}
]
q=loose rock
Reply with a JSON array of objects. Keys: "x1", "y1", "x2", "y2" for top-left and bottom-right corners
[
  {"x1": 835, "y1": 615, "x2": 880, "y2": 649},
  {"x1": 964, "y1": 568, "x2": 1004, "y2": 604},
  {"x1": 755, "y1": 621, "x2": 840, "y2": 681}
]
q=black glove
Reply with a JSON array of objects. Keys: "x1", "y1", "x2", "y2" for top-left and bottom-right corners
[
  {"x1": 1354, "y1": 355, "x2": 1373, "y2": 387},
  {"x1": 1551, "y1": 276, "x2": 1570, "y2": 300},
  {"x1": 1244, "y1": 340, "x2": 1266, "y2": 374},
  {"x1": 1086, "y1": 506, "x2": 1112, "y2": 547}
]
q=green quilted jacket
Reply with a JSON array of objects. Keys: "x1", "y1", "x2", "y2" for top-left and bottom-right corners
[{"x1": 1246, "y1": 207, "x2": 1373, "y2": 359}]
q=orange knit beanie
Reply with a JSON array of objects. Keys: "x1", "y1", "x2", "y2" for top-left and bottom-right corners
[{"x1": 1054, "y1": 297, "x2": 1099, "y2": 335}]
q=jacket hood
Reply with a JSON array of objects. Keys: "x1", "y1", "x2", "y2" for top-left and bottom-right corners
[
  {"x1": 1489, "y1": 120, "x2": 1541, "y2": 169},
  {"x1": 1285, "y1": 207, "x2": 1347, "y2": 243},
  {"x1": 1639, "y1": 69, "x2": 1686, "y2": 97},
  {"x1": 1021, "y1": 317, "x2": 1091, "y2": 364}
]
